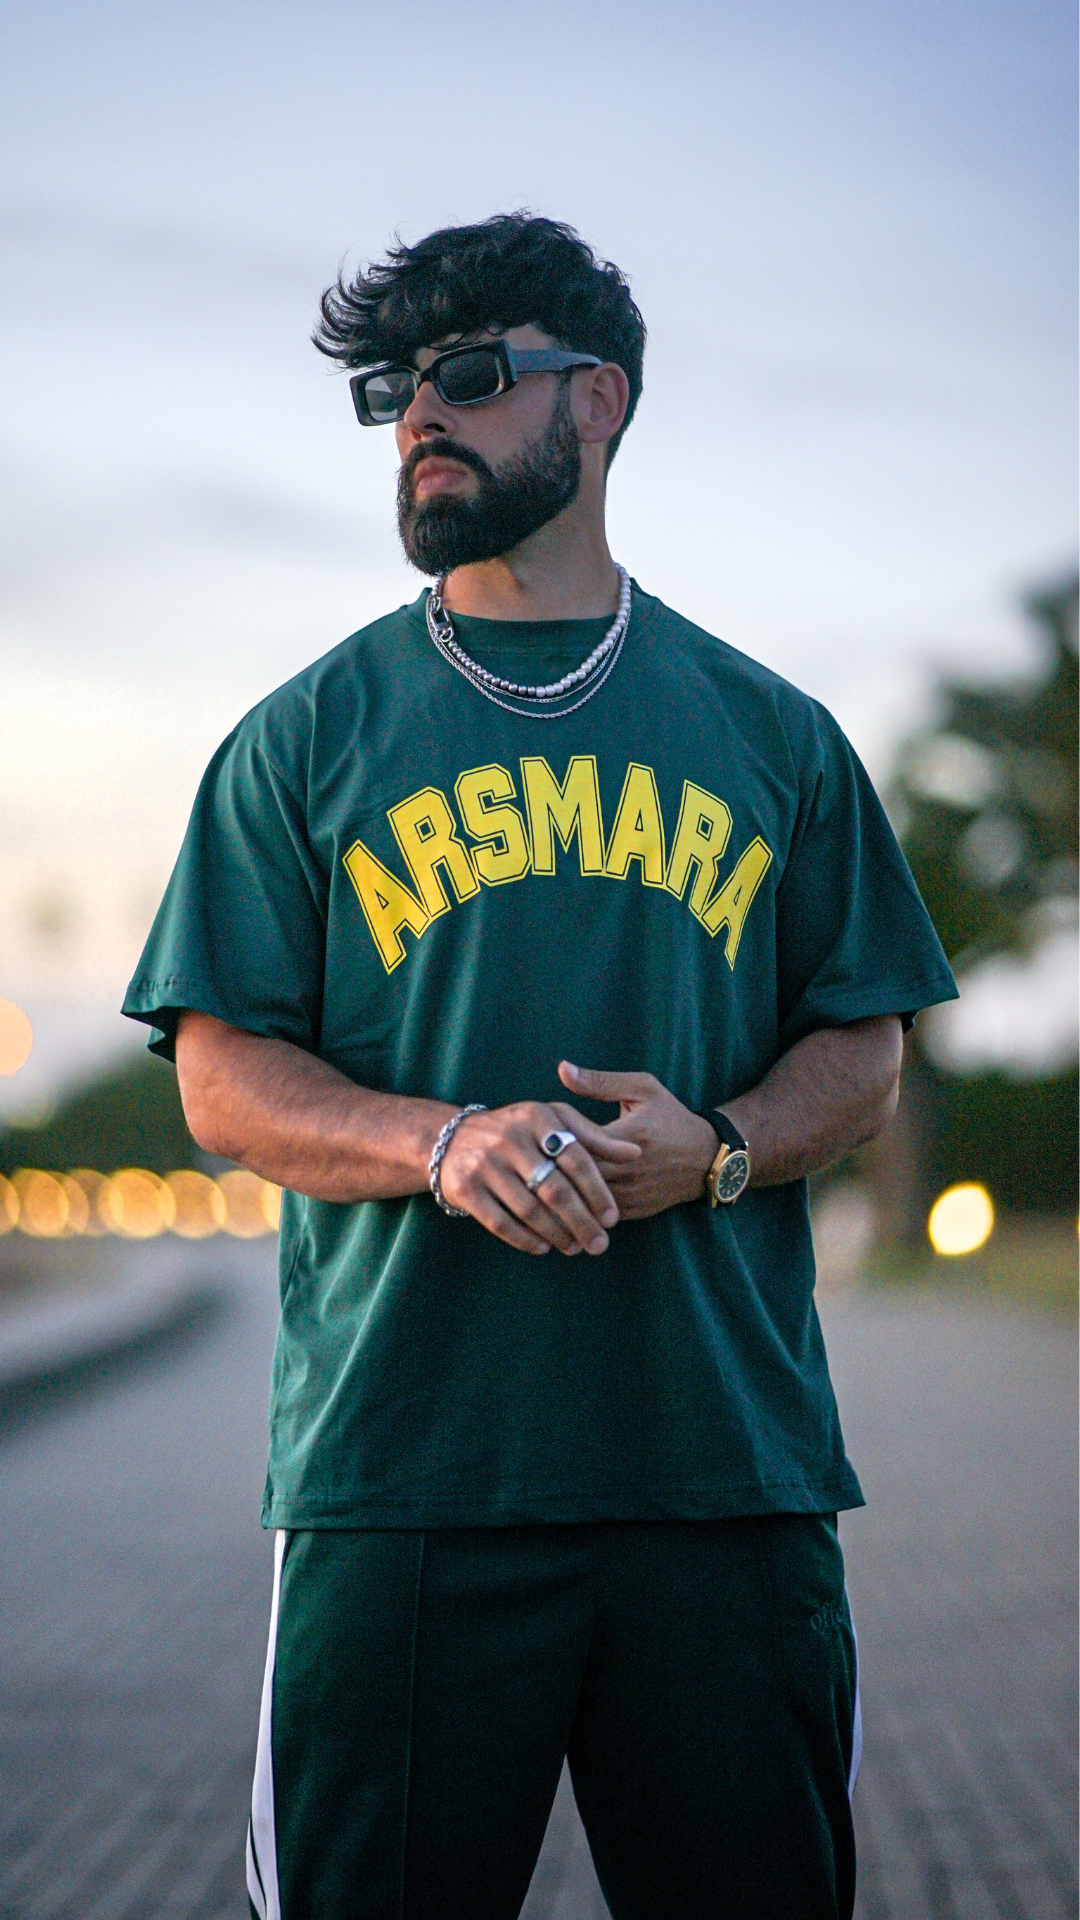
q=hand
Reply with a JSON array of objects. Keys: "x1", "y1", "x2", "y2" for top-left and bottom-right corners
[
  {"x1": 557, "y1": 1063, "x2": 718, "y2": 1220},
  {"x1": 439, "y1": 1100, "x2": 641, "y2": 1256}
]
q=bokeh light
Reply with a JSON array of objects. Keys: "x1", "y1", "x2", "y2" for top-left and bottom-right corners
[
  {"x1": 2, "y1": 1166, "x2": 283, "y2": 1238},
  {"x1": 218, "y1": 1169, "x2": 277, "y2": 1239},
  {"x1": 68, "y1": 1169, "x2": 113, "y2": 1236},
  {"x1": 928, "y1": 1182, "x2": 995, "y2": 1257},
  {"x1": 12, "y1": 1169, "x2": 69, "y2": 1238},
  {"x1": 100, "y1": 1168, "x2": 176, "y2": 1239},
  {"x1": 0, "y1": 1174, "x2": 18, "y2": 1235},
  {"x1": 166, "y1": 1170, "x2": 227, "y2": 1239},
  {"x1": 59, "y1": 1175, "x2": 90, "y2": 1236},
  {"x1": 0, "y1": 1000, "x2": 33, "y2": 1077}
]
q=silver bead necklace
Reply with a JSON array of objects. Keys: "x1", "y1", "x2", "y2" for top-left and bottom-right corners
[{"x1": 425, "y1": 565, "x2": 632, "y2": 720}]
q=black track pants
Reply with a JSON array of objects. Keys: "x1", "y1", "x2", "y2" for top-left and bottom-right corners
[{"x1": 247, "y1": 1515, "x2": 859, "y2": 1920}]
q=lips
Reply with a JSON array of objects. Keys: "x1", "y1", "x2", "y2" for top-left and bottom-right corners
[{"x1": 411, "y1": 458, "x2": 473, "y2": 497}]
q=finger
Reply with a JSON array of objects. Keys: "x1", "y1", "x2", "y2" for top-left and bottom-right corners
[
  {"x1": 544, "y1": 1143, "x2": 622, "y2": 1231},
  {"x1": 597, "y1": 1113, "x2": 649, "y2": 1142},
  {"x1": 584, "y1": 1159, "x2": 641, "y2": 1190},
  {"x1": 486, "y1": 1164, "x2": 581, "y2": 1255},
  {"x1": 468, "y1": 1190, "x2": 556, "y2": 1257},
  {"x1": 490, "y1": 1149, "x2": 606, "y2": 1253},
  {"x1": 513, "y1": 1129, "x2": 620, "y2": 1232},
  {"x1": 558, "y1": 1062, "x2": 659, "y2": 1103},
  {"x1": 527, "y1": 1165, "x2": 611, "y2": 1255},
  {"x1": 548, "y1": 1104, "x2": 642, "y2": 1161}
]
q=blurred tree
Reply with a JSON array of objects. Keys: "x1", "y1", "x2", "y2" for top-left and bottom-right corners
[
  {"x1": 0, "y1": 1053, "x2": 198, "y2": 1179},
  {"x1": 890, "y1": 574, "x2": 1077, "y2": 965},
  {"x1": 861, "y1": 574, "x2": 1079, "y2": 1235},
  {"x1": 926, "y1": 1068, "x2": 1078, "y2": 1214}
]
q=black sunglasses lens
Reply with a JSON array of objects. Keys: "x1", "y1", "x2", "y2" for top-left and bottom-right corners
[
  {"x1": 362, "y1": 369, "x2": 416, "y2": 422},
  {"x1": 436, "y1": 348, "x2": 503, "y2": 405}
]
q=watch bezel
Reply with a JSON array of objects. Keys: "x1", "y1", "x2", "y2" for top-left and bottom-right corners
[{"x1": 712, "y1": 1147, "x2": 751, "y2": 1203}]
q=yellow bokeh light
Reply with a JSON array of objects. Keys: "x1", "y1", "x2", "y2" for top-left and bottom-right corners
[
  {"x1": 100, "y1": 1168, "x2": 176, "y2": 1239},
  {"x1": 166, "y1": 1169, "x2": 227, "y2": 1239},
  {"x1": 928, "y1": 1182, "x2": 995, "y2": 1257},
  {"x1": 0, "y1": 1174, "x2": 18, "y2": 1235},
  {"x1": 59, "y1": 1175, "x2": 90, "y2": 1236},
  {"x1": 0, "y1": 1164, "x2": 283, "y2": 1239},
  {"x1": 13, "y1": 1168, "x2": 69, "y2": 1238},
  {"x1": 0, "y1": 1000, "x2": 33, "y2": 1077},
  {"x1": 67, "y1": 1169, "x2": 112, "y2": 1236},
  {"x1": 218, "y1": 1169, "x2": 277, "y2": 1238}
]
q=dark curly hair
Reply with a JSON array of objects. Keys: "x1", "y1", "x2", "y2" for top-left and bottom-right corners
[{"x1": 313, "y1": 213, "x2": 645, "y2": 464}]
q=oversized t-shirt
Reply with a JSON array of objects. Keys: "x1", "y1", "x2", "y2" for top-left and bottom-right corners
[{"x1": 124, "y1": 584, "x2": 957, "y2": 1530}]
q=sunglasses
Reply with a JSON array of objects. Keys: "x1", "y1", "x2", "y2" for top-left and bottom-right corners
[{"x1": 349, "y1": 340, "x2": 601, "y2": 426}]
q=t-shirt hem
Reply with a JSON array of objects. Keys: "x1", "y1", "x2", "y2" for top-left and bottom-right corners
[{"x1": 261, "y1": 1477, "x2": 866, "y2": 1530}]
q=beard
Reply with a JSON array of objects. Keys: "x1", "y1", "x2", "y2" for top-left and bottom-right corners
[{"x1": 396, "y1": 383, "x2": 582, "y2": 576}]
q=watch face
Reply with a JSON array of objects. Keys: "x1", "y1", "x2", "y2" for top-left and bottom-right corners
[{"x1": 715, "y1": 1149, "x2": 751, "y2": 1203}]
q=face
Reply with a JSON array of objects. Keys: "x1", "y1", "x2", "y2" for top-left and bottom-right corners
[{"x1": 394, "y1": 324, "x2": 583, "y2": 576}]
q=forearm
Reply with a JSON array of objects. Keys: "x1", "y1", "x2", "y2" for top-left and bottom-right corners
[
  {"x1": 561, "y1": 1014, "x2": 903, "y2": 1218},
  {"x1": 723, "y1": 1016, "x2": 902, "y2": 1187},
  {"x1": 176, "y1": 1011, "x2": 454, "y2": 1202},
  {"x1": 175, "y1": 1011, "x2": 638, "y2": 1254}
]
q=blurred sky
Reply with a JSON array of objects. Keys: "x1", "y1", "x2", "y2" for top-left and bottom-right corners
[{"x1": 0, "y1": 0, "x2": 1076, "y2": 1105}]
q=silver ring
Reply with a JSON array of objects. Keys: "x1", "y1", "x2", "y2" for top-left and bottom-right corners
[
  {"x1": 541, "y1": 1129, "x2": 577, "y2": 1159},
  {"x1": 526, "y1": 1157, "x2": 558, "y2": 1194}
]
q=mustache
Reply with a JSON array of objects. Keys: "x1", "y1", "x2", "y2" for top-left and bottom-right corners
[{"x1": 400, "y1": 438, "x2": 495, "y2": 493}]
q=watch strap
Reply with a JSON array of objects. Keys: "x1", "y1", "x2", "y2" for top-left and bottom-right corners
[{"x1": 695, "y1": 1108, "x2": 748, "y2": 1154}]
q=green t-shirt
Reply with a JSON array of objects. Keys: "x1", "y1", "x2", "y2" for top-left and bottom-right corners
[{"x1": 124, "y1": 584, "x2": 956, "y2": 1529}]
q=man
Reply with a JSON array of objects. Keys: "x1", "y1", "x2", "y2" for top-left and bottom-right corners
[{"x1": 124, "y1": 213, "x2": 956, "y2": 1919}]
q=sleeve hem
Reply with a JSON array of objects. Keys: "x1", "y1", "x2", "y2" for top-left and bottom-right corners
[
  {"x1": 778, "y1": 975, "x2": 958, "y2": 1050},
  {"x1": 122, "y1": 981, "x2": 315, "y2": 1062}
]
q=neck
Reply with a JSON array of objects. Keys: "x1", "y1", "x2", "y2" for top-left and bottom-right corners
[{"x1": 440, "y1": 493, "x2": 619, "y2": 622}]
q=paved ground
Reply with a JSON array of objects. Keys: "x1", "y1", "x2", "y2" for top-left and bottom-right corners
[
  {"x1": 0, "y1": 1246, "x2": 274, "y2": 1920},
  {"x1": 0, "y1": 1246, "x2": 1073, "y2": 1919},
  {"x1": 826, "y1": 1286, "x2": 1077, "y2": 1920}
]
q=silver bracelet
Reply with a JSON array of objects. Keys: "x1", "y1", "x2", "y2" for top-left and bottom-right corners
[{"x1": 429, "y1": 1105, "x2": 487, "y2": 1216}]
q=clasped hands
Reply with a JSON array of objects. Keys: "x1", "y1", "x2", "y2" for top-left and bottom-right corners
[{"x1": 437, "y1": 1062, "x2": 722, "y2": 1257}]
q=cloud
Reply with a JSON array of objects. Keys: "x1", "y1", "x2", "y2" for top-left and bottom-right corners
[
  {"x1": 0, "y1": 463, "x2": 391, "y2": 619},
  {"x1": 0, "y1": 198, "x2": 319, "y2": 300}
]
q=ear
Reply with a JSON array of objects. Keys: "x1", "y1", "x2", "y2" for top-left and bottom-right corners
[{"x1": 573, "y1": 362, "x2": 630, "y2": 449}]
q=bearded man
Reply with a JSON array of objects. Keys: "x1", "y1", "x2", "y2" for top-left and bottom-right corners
[{"x1": 124, "y1": 213, "x2": 956, "y2": 1920}]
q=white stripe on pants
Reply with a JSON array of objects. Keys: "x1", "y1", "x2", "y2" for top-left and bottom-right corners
[
  {"x1": 846, "y1": 1584, "x2": 862, "y2": 1798},
  {"x1": 247, "y1": 1530, "x2": 287, "y2": 1920}
]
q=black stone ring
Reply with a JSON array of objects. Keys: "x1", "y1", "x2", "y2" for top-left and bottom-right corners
[{"x1": 541, "y1": 1130, "x2": 577, "y2": 1159}]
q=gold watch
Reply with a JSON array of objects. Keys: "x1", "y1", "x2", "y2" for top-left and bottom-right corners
[{"x1": 696, "y1": 1109, "x2": 752, "y2": 1206}]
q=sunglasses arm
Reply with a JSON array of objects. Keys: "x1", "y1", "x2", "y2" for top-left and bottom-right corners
[{"x1": 504, "y1": 350, "x2": 602, "y2": 374}]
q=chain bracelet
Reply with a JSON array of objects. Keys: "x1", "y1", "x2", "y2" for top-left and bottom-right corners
[{"x1": 428, "y1": 1104, "x2": 487, "y2": 1216}]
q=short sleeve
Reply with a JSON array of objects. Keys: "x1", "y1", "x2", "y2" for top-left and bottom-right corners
[
  {"x1": 774, "y1": 710, "x2": 957, "y2": 1051},
  {"x1": 122, "y1": 726, "x2": 328, "y2": 1061}
]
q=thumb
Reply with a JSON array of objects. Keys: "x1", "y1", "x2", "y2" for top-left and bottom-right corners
[{"x1": 559, "y1": 1061, "x2": 658, "y2": 1105}]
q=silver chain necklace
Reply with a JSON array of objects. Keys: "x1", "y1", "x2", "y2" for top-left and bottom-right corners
[{"x1": 425, "y1": 565, "x2": 632, "y2": 720}]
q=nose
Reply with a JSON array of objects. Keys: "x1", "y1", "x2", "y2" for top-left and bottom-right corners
[{"x1": 400, "y1": 370, "x2": 456, "y2": 441}]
